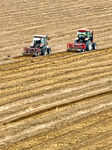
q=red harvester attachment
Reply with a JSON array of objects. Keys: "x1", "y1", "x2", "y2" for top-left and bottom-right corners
[
  {"x1": 23, "y1": 47, "x2": 41, "y2": 56},
  {"x1": 67, "y1": 43, "x2": 86, "y2": 51}
]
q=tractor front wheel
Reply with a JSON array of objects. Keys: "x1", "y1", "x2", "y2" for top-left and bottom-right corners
[
  {"x1": 41, "y1": 48, "x2": 47, "y2": 55},
  {"x1": 86, "y1": 41, "x2": 92, "y2": 51},
  {"x1": 81, "y1": 49, "x2": 85, "y2": 52},
  {"x1": 92, "y1": 42, "x2": 97, "y2": 50},
  {"x1": 74, "y1": 40, "x2": 78, "y2": 44}
]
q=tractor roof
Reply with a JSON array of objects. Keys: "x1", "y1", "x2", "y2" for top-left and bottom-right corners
[
  {"x1": 33, "y1": 35, "x2": 48, "y2": 38},
  {"x1": 78, "y1": 29, "x2": 90, "y2": 32}
]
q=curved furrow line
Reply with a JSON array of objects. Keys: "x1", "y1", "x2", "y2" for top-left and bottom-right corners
[
  {"x1": 1, "y1": 107, "x2": 112, "y2": 150},
  {"x1": 16, "y1": 108, "x2": 112, "y2": 150},
  {"x1": 0, "y1": 77, "x2": 111, "y2": 121},
  {"x1": 1, "y1": 58, "x2": 111, "y2": 87},
  {"x1": 0, "y1": 87, "x2": 112, "y2": 126},
  {"x1": 0, "y1": 99, "x2": 112, "y2": 147},
  {"x1": 0, "y1": 52, "x2": 74, "y2": 71},
  {"x1": 0, "y1": 51, "x2": 75, "y2": 71},
  {"x1": 1, "y1": 68, "x2": 112, "y2": 103},
  {"x1": 1, "y1": 98, "x2": 111, "y2": 133},
  {"x1": 2, "y1": 16, "x2": 111, "y2": 42},
  {"x1": 0, "y1": 48, "x2": 111, "y2": 74},
  {"x1": 32, "y1": 120, "x2": 112, "y2": 150},
  {"x1": 74, "y1": 131, "x2": 112, "y2": 150},
  {"x1": 1, "y1": 0, "x2": 111, "y2": 22},
  {"x1": 1, "y1": 54, "x2": 111, "y2": 84},
  {"x1": 1, "y1": 19, "x2": 112, "y2": 37},
  {"x1": 61, "y1": 130, "x2": 112, "y2": 150},
  {"x1": 0, "y1": 5, "x2": 111, "y2": 27},
  {"x1": 1, "y1": 65, "x2": 112, "y2": 95},
  {"x1": 0, "y1": 77, "x2": 111, "y2": 117},
  {"x1": 0, "y1": 70, "x2": 112, "y2": 106},
  {"x1": 1, "y1": 0, "x2": 111, "y2": 16},
  {"x1": 0, "y1": 78, "x2": 111, "y2": 123},
  {"x1": 0, "y1": 8, "x2": 111, "y2": 38},
  {"x1": 102, "y1": 144, "x2": 112, "y2": 150}
]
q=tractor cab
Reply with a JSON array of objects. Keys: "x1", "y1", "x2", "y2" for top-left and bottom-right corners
[
  {"x1": 76, "y1": 29, "x2": 93, "y2": 43},
  {"x1": 77, "y1": 29, "x2": 90, "y2": 39},
  {"x1": 31, "y1": 35, "x2": 48, "y2": 48},
  {"x1": 23, "y1": 35, "x2": 51, "y2": 56}
]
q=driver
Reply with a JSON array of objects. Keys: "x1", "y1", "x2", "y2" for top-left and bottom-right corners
[
  {"x1": 34, "y1": 40, "x2": 41, "y2": 48},
  {"x1": 78, "y1": 33, "x2": 86, "y2": 38}
]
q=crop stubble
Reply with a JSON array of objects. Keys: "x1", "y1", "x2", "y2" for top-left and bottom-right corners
[
  {"x1": 0, "y1": 0, "x2": 112, "y2": 149},
  {"x1": 0, "y1": 0, "x2": 112, "y2": 59},
  {"x1": 0, "y1": 48, "x2": 112, "y2": 149}
]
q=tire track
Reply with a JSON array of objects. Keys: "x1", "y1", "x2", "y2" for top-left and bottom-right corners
[
  {"x1": 0, "y1": 99, "x2": 112, "y2": 148},
  {"x1": 0, "y1": 0, "x2": 112, "y2": 149},
  {"x1": 1, "y1": 86, "x2": 111, "y2": 125},
  {"x1": 1, "y1": 108, "x2": 111, "y2": 150},
  {"x1": 1, "y1": 70, "x2": 112, "y2": 106}
]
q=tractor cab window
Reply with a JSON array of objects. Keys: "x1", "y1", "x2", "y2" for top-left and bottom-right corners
[
  {"x1": 34, "y1": 40, "x2": 41, "y2": 44},
  {"x1": 86, "y1": 32, "x2": 90, "y2": 38},
  {"x1": 41, "y1": 38, "x2": 45, "y2": 44},
  {"x1": 44, "y1": 38, "x2": 47, "y2": 44},
  {"x1": 33, "y1": 37, "x2": 41, "y2": 44},
  {"x1": 77, "y1": 31, "x2": 86, "y2": 38}
]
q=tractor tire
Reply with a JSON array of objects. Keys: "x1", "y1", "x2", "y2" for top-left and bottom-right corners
[
  {"x1": 81, "y1": 49, "x2": 85, "y2": 52},
  {"x1": 86, "y1": 41, "x2": 92, "y2": 51},
  {"x1": 47, "y1": 47, "x2": 51, "y2": 54},
  {"x1": 92, "y1": 42, "x2": 97, "y2": 50},
  {"x1": 32, "y1": 53, "x2": 38, "y2": 57},
  {"x1": 41, "y1": 47, "x2": 47, "y2": 55},
  {"x1": 74, "y1": 40, "x2": 78, "y2": 44}
]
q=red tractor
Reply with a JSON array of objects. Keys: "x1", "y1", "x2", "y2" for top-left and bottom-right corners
[
  {"x1": 23, "y1": 35, "x2": 51, "y2": 56},
  {"x1": 67, "y1": 29, "x2": 97, "y2": 52}
]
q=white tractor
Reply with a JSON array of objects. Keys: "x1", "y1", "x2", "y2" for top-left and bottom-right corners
[{"x1": 23, "y1": 35, "x2": 51, "y2": 56}]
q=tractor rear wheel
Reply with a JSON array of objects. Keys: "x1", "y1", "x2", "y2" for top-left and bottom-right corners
[
  {"x1": 41, "y1": 48, "x2": 47, "y2": 55},
  {"x1": 92, "y1": 42, "x2": 97, "y2": 50},
  {"x1": 47, "y1": 47, "x2": 51, "y2": 54},
  {"x1": 86, "y1": 41, "x2": 92, "y2": 51}
]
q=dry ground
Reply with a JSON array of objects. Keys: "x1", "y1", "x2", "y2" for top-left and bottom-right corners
[
  {"x1": 0, "y1": 0, "x2": 112, "y2": 61},
  {"x1": 0, "y1": 48, "x2": 112, "y2": 149},
  {"x1": 0, "y1": 0, "x2": 112, "y2": 149}
]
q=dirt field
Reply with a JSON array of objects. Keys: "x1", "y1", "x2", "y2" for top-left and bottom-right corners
[{"x1": 0, "y1": 0, "x2": 112, "y2": 149}]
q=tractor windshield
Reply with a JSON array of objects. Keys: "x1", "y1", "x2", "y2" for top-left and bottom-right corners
[
  {"x1": 35, "y1": 40, "x2": 41, "y2": 44},
  {"x1": 77, "y1": 31, "x2": 86, "y2": 38},
  {"x1": 33, "y1": 37, "x2": 41, "y2": 44},
  {"x1": 33, "y1": 37, "x2": 47, "y2": 45}
]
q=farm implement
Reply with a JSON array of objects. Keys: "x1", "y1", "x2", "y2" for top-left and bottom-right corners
[
  {"x1": 23, "y1": 35, "x2": 51, "y2": 56},
  {"x1": 67, "y1": 29, "x2": 97, "y2": 52}
]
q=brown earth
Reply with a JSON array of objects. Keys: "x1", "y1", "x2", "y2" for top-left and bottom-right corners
[
  {"x1": 0, "y1": 0, "x2": 112, "y2": 149},
  {"x1": 0, "y1": 0, "x2": 112, "y2": 61}
]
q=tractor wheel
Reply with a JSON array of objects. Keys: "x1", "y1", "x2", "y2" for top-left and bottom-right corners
[
  {"x1": 81, "y1": 49, "x2": 85, "y2": 52},
  {"x1": 74, "y1": 40, "x2": 78, "y2": 43},
  {"x1": 86, "y1": 41, "x2": 92, "y2": 51},
  {"x1": 32, "y1": 54, "x2": 36, "y2": 57},
  {"x1": 32, "y1": 53, "x2": 38, "y2": 57},
  {"x1": 41, "y1": 47, "x2": 47, "y2": 55},
  {"x1": 92, "y1": 42, "x2": 97, "y2": 50},
  {"x1": 47, "y1": 47, "x2": 51, "y2": 54}
]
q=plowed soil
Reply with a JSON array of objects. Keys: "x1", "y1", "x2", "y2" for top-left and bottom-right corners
[{"x1": 0, "y1": 0, "x2": 112, "y2": 149}]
